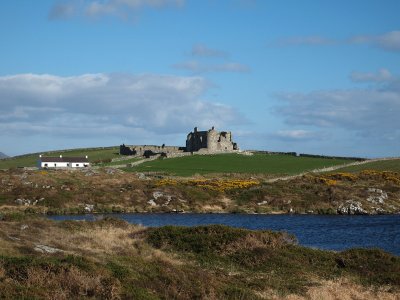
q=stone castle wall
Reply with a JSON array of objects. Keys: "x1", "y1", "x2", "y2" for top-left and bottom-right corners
[
  {"x1": 187, "y1": 127, "x2": 238, "y2": 153},
  {"x1": 120, "y1": 144, "x2": 185, "y2": 156},
  {"x1": 120, "y1": 127, "x2": 238, "y2": 157}
]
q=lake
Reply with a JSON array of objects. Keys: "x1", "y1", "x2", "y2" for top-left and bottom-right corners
[{"x1": 49, "y1": 213, "x2": 400, "y2": 255}]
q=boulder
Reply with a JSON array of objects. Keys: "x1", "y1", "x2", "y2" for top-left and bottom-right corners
[{"x1": 337, "y1": 200, "x2": 368, "y2": 215}]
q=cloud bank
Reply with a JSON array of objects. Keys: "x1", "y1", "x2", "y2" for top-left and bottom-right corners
[
  {"x1": 275, "y1": 73, "x2": 400, "y2": 141},
  {"x1": 0, "y1": 73, "x2": 243, "y2": 139},
  {"x1": 49, "y1": 0, "x2": 184, "y2": 20},
  {"x1": 276, "y1": 30, "x2": 400, "y2": 52},
  {"x1": 350, "y1": 69, "x2": 394, "y2": 83}
]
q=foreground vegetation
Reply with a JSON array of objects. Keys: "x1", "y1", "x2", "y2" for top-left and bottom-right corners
[
  {"x1": 0, "y1": 217, "x2": 398, "y2": 299},
  {"x1": 131, "y1": 153, "x2": 355, "y2": 176}
]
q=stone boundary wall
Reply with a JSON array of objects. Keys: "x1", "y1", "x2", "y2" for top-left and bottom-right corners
[
  {"x1": 120, "y1": 144, "x2": 186, "y2": 156},
  {"x1": 298, "y1": 153, "x2": 366, "y2": 161},
  {"x1": 252, "y1": 150, "x2": 366, "y2": 161},
  {"x1": 253, "y1": 151, "x2": 297, "y2": 156}
]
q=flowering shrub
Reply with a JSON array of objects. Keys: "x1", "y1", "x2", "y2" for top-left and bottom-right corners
[
  {"x1": 314, "y1": 177, "x2": 337, "y2": 186},
  {"x1": 325, "y1": 172, "x2": 358, "y2": 181},
  {"x1": 360, "y1": 170, "x2": 400, "y2": 185},
  {"x1": 155, "y1": 178, "x2": 178, "y2": 186},
  {"x1": 156, "y1": 178, "x2": 260, "y2": 192}
]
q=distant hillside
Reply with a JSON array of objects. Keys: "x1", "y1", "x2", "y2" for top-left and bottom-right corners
[
  {"x1": 0, "y1": 152, "x2": 8, "y2": 159},
  {"x1": 0, "y1": 147, "x2": 119, "y2": 169}
]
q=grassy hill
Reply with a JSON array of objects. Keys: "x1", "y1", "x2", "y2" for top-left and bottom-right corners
[
  {"x1": 326, "y1": 158, "x2": 400, "y2": 173},
  {"x1": 0, "y1": 147, "x2": 120, "y2": 169},
  {"x1": 131, "y1": 153, "x2": 355, "y2": 176}
]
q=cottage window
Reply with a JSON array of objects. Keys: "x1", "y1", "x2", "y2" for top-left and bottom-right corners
[
  {"x1": 44, "y1": 163, "x2": 48, "y2": 167},
  {"x1": 76, "y1": 164, "x2": 79, "y2": 167}
]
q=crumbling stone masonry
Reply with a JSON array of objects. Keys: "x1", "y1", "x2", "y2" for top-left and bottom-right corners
[
  {"x1": 119, "y1": 144, "x2": 185, "y2": 157},
  {"x1": 120, "y1": 126, "x2": 239, "y2": 157},
  {"x1": 186, "y1": 127, "x2": 238, "y2": 153}
]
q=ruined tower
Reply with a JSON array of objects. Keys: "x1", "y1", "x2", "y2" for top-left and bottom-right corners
[{"x1": 185, "y1": 126, "x2": 238, "y2": 153}]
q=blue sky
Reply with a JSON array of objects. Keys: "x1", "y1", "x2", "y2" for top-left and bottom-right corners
[{"x1": 0, "y1": 0, "x2": 399, "y2": 157}]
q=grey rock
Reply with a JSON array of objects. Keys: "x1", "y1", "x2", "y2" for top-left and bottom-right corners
[
  {"x1": 366, "y1": 188, "x2": 387, "y2": 204},
  {"x1": 257, "y1": 200, "x2": 268, "y2": 206},
  {"x1": 84, "y1": 204, "x2": 94, "y2": 213},
  {"x1": 147, "y1": 199, "x2": 157, "y2": 206},
  {"x1": 153, "y1": 191, "x2": 163, "y2": 200},
  {"x1": 34, "y1": 244, "x2": 63, "y2": 254},
  {"x1": 337, "y1": 200, "x2": 368, "y2": 215}
]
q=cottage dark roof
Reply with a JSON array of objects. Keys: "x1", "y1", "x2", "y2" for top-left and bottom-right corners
[{"x1": 40, "y1": 157, "x2": 89, "y2": 163}]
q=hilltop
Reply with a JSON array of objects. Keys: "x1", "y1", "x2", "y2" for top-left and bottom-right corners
[{"x1": 0, "y1": 152, "x2": 8, "y2": 159}]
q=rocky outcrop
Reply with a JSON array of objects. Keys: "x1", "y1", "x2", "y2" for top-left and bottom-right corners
[
  {"x1": 337, "y1": 200, "x2": 368, "y2": 215},
  {"x1": 367, "y1": 188, "x2": 388, "y2": 204}
]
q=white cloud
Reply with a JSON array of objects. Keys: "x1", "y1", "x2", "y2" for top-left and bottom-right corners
[
  {"x1": 350, "y1": 69, "x2": 394, "y2": 83},
  {"x1": 276, "y1": 36, "x2": 335, "y2": 46},
  {"x1": 173, "y1": 60, "x2": 250, "y2": 73},
  {"x1": 191, "y1": 44, "x2": 228, "y2": 58},
  {"x1": 350, "y1": 30, "x2": 400, "y2": 52},
  {"x1": 276, "y1": 30, "x2": 400, "y2": 52},
  {"x1": 49, "y1": 0, "x2": 184, "y2": 20},
  {"x1": 275, "y1": 75, "x2": 400, "y2": 140},
  {"x1": 273, "y1": 130, "x2": 323, "y2": 141},
  {"x1": 48, "y1": 2, "x2": 75, "y2": 20},
  {"x1": 0, "y1": 73, "x2": 244, "y2": 139}
]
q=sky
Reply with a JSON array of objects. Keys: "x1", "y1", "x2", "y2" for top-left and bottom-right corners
[{"x1": 0, "y1": 0, "x2": 399, "y2": 157}]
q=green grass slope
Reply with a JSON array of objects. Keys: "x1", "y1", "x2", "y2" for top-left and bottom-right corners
[
  {"x1": 329, "y1": 158, "x2": 400, "y2": 173},
  {"x1": 132, "y1": 153, "x2": 354, "y2": 176},
  {"x1": 0, "y1": 147, "x2": 120, "y2": 169}
]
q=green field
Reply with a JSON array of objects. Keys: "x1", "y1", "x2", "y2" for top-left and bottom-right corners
[
  {"x1": 0, "y1": 147, "x2": 120, "y2": 169},
  {"x1": 328, "y1": 158, "x2": 400, "y2": 173},
  {"x1": 131, "y1": 153, "x2": 355, "y2": 176}
]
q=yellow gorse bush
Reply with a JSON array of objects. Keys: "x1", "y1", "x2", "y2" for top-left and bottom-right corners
[
  {"x1": 155, "y1": 178, "x2": 178, "y2": 186},
  {"x1": 326, "y1": 172, "x2": 358, "y2": 181},
  {"x1": 312, "y1": 170, "x2": 400, "y2": 186},
  {"x1": 156, "y1": 178, "x2": 260, "y2": 192},
  {"x1": 313, "y1": 177, "x2": 337, "y2": 186},
  {"x1": 360, "y1": 170, "x2": 400, "y2": 185}
]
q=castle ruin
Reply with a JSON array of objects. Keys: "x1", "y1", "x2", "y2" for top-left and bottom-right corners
[
  {"x1": 186, "y1": 127, "x2": 238, "y2": 153},
  {"x1": 120, "y1": 126, "x2": 238, "y2": 157}
]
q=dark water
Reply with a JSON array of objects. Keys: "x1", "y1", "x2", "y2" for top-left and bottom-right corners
[{"x1": 49, "y1": 213, "x2": 400, "y2": 255}]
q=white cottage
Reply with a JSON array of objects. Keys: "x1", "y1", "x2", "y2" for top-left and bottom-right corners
[{"x1": 38, "y1": 155, "x2": 90, "y2": 169}]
